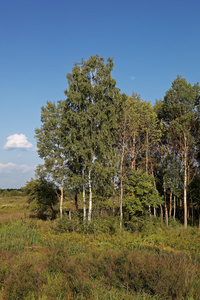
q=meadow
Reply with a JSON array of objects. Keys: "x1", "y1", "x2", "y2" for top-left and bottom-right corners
[{"x1": 0, "y1": 194, "x2": 200, "y2": 300}]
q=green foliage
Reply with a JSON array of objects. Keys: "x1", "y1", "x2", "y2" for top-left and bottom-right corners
[
  {"x1": 23, "y1": 177, "x2": 58, "y2": 219},
  {"x1": 123, "y1": 170, "x2": 162, "y2": 217},
  {"x1": 35, "y1": 100, "x2": 68, "y2": 217},
  {"x1": 0, "y1": 189, "x2": 22, "y2": 197}
]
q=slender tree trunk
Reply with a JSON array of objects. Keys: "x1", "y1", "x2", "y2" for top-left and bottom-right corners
[
  {"x1": 164, "y1": 200, "x2": 168, "y2": 226},
  {"x1": 60, "y1": 182, "x2": 63, "y2": 219},
  {"x1": 183, "y1": 136, "x2": 188, "y2": 229},
  {"x1": 163, "y1": 177, "x2": 168, "y2": 226},
  {"x1": 151, "y1": 164, "x2": 156, "y2": 217},
  {"x1": 146, "y1": 131, "x2": 149, "y2": 175},
  {"x1": 119, "y1": 152, "x2": 124, "y2": 229},
  {"x1": 82, "y1": 169, "x2": 86, "y2": 224},
  {"x1": 154, "y1": 207, "x2": 156, "y2": 217},
  {"x1": 160, "y1": 204, "x2": 163, "y2": 225},
  {"x1": 88, "y1": 169, "x2": 92, "y2": 222},
  {"x1": 74, "y1": 189, "x2": 78, "y2": 210},
  {"x1": 191, "y1": 197, "x2": 194, "y2": 226},
  {"x1": 145, "y1": 132, "x2": 151, "y2": 217},
  {"x1": 169, "y1": 190, "x2": 172, "y2": 218},
  {"x1": 131, "y1": 132, "x2": 136, "y2": 170},
  {"x1": 173, "y1": 195, "x2": 176, "y2": 220},
  {"x1": 112, "y1": 178, "x2": 115, "y2": 214},
  {"x1": 149, "y1": 206, "x2": 152, "y2": 218}
]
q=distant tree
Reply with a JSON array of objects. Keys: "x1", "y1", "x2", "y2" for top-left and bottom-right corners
[{"x1": 2, "y1": 190, "x2": 9, "y2": 197}]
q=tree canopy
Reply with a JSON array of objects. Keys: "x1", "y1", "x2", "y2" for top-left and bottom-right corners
[{"x1": 26, "y1": 59, "x2": 200, "y2": 229}]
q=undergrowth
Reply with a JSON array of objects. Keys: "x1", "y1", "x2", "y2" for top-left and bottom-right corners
[{"x1": 0, "y1": 214, "x2": 199, "y2": 299}]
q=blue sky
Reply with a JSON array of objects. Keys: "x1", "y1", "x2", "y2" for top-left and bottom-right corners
[{"x1": 0, "y1": 0, "x2": 200, "y2": 188}]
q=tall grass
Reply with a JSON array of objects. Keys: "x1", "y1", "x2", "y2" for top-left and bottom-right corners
[
  {"x1": 0, "y1": 220, "x2": 41, "y2": 251},
  {"x1": 0, "y1": 216, "x2": 200, "y2": 299}
]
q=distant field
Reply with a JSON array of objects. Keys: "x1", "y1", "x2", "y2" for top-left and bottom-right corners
[{"x1": 0, "y1": 196, "x2": 29, "y2": 223}]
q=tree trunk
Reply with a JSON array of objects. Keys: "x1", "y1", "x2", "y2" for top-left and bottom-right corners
[
  {"x1": 169, "y1": 190, "x2": 172, "y2": 218},
  {"x1": 191, "y1": 197, "x2": 194, "y2": 226},
  {"x1": 88, "y1": 169, "x2": 92, "y2": 222},
  {"x1": 151, "y1": 164, "x2": 156, "y2": 217},
  {"x1": 74, "y1": 189, "x2": 78, "y2": 210},
  {"x1": 183, "y1": 136, "x2": 188, "y2": 229},
  {"x1": 154, "y1": 207, "x2": 156, "y2": 217},
  {"x1": 60, "y1": 182, "x2": 63, "y2": 219},
  {"x1": 131, "y1": 132, "x2": 136, "y2": 170},
  {"x1": 160, "y1": 204, "x2": 163, "y2": 225},
  {"x1": 165, "y1": 201, "x2": 168, "y2": 227},
  {"x1": 119, "y1": 153, "x2": 124, "y2": 229},
  {"x1": 173, "y1": 195, "x2": 176, "y2": 220},
  {"x1": 82, "y1": 169, "x2": 86, "y2": 224},
  {"x1": 163, "y1": 177, "x2": 168, "y2": 226},
  {"x1": 149, "y1": 206, "x2": 152, "y2": 218},
  {"x1": 146, "y1": 131, "x2": 149, "y2": 175},
  {"x1": 112, "y1": 180, "x2": 115, "y2": 214}
]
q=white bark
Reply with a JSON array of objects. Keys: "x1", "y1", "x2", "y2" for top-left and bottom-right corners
[
  {"x1": 173, "y1": 195, "x2": 176, "y2": 220},
  {"x1": 119, "y1": 150, "x2": 124, "y2": 229},
  {"x1": 183, "y1": 134, "x2": 188, "y2": 229},
  {"x1": 82, "y1": 168, "x2": 86, "y2": 223},
  {"x1": 88, "y1": 169, "x2": 92, "y2": 222}
]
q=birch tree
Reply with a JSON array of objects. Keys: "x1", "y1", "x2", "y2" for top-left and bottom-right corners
[
  {"x1": 63, "y1": 55, "x2": 122, "y2": 222},
  {"x1": 161, "y1": 76, "x2": 200, "y2": 228},
  {"x1": 35, "y1": 101, "x2": 68, "y2": 218}
]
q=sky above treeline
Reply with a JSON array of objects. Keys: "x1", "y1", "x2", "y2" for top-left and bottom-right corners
[{"x1": 0, "y1": 0, "x2": 200, "y2": 189}]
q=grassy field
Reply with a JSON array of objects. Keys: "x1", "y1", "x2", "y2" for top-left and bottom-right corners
[{"x1": 0, "y1": 195, "x2": 200, "y2": 299}]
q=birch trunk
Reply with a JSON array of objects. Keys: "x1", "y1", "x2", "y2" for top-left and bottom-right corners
[
  {"x1": 173, "y1": 195, "x2": 176, "y2": 220},
  {"x1": 119, "y1": 150, "x2": 124, "y2": 229},
  {"x1": 112, "y1": 178, "x2": 115, "y2": 214},
  {"x1": 160, "y1": 204, "x2": 163, "y2": 225},
  {"x1": 131, "y1": 132, "x2": 136, "y2": 170},
  {"x1": 88, "y1": 169, "x2": 92, "y2": 222},
  {"x1": 183, "y1": 134, "x2": 188, "y2": 229},
  {"x1": 163, "y1": 177, "x2": 168, "y2": 226},
  {"x1": 154, "y1": 207, "x2": 156, "y2": 217},
  {"x1": 169, "y1": 191, "x2": 172, "y2": 218},
  {"x1": 165, "y1": 201, "x2": 168, "y2": 227},
  {"x1": 82, "y1": 169, "x2": 86, "y2": 223},
  {"x1": 151, "y1": 164, "x2": 156, "y2": 217},
  {"x1": 146, "y1": 131, "x2": 149, "y2": 175},
  {"x1": 146, "y1": 131, "x2": 151, "y2": 217}
]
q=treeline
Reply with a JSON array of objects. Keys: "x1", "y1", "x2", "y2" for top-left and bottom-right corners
[
  {"x1": 24, "y1": 55, "x2": 200, "y2": 229},
  {"x1": 0, "y1": 189, "x2": 23, "y2": 197}
]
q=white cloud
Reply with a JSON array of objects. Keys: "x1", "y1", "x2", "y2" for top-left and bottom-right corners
[
  {"x1": 130, "y1": 76, "x2": 135, "y2": 80},
  {"x1": 3, "y1": 134, "x2": 34, "y2": 150},
  {"x1": 0, "y1": 163, "x2": 35, "y2": 174}
]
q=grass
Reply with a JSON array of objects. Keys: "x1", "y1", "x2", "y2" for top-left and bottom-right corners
[{"x1": 0, "y1": 196, "x2": 200, "y2": 299}]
